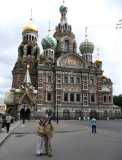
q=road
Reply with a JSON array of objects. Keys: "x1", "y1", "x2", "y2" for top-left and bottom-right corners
[{"x1": 0, "y1": 120, "x2": 122, "y2": 160}]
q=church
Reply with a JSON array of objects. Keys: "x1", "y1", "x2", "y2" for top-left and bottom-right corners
[{"x1": 4, "y1": 2, "x2": 121, "y2": 120}]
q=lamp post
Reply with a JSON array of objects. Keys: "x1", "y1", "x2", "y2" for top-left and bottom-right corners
[
  {"x1": 22, "y1": 98, "x2": 28, "y2": 124},
  {"x1": 23, "y1": 104, "x2": 26, "y2": 124},
  {"x1": 56, "y1": 101, "x2": 59, "y2": 124}
]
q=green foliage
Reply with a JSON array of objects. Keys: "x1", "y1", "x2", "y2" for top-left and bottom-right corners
[{"x1": 113, "y1": 94, "x2": 122, "y2": 108}]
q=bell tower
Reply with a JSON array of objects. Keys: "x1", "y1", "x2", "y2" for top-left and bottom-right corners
[
  {"x1": 12, "y1": 12, "x2": 40, "y2": 89},
  {"x1": 53, "y1": 1, "x2": 77, "y2": 58}
]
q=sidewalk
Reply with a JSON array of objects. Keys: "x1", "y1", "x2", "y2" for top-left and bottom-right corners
[
  {"x1": 0, "y1": 120, "x2": 88, "y2": 145},
  {"x1": 0, "y1": 121, "x2": 21, "y2": 145}
]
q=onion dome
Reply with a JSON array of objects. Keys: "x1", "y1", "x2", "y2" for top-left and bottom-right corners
[
  {"x1": 95, "y1": 57, "x2": 102, "y2": 66},
  {"x1": 22, "y1": 19, "x2": 38, "y2": 34},
  {"x1": 41, "y1": 34, "x2": 57, "y2": 50},
  {"x1": 95, "y1": 52, "x2": 102, "y2": 67},
  {"x1": 79, "y1": 39, "x2": 94, "y2": 54},
  {"x1": 59, "y1": 4, "x2": 68, "y2": 13},
  {"x1": 102, "y1": 73, "x2": 106, "y2": 79}
]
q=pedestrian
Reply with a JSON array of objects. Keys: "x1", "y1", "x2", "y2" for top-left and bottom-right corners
[
  {"x1": 36, "y1": 117, "x2": 45, "y2": 156},
  {"x1": 44, "y1": 115, "x2": 55, "y2": 157},
  {"x1": 2, "y1": 114, "x2": 6, "y2": 131},
  {"x1": 91, "y1": 117, "x2": 96, "y2": 133},
  {"x1": 5, "y1": 113, "x2": 12, "y2": 133}
]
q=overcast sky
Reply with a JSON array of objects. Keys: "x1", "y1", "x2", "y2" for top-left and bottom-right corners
[{"x1": 0, "y1": 0, "x2": 122, "y2": 104}]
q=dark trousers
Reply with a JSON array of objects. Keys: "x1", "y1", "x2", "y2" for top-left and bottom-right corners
[
  {"x1": 92, "y1": 125, "x2": 96, "y2": 133},
  {"x1": 6, "y1": 123, "x2": 10, "y2": 133}
]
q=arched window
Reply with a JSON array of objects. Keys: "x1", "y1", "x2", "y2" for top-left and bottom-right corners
[
  {"x1": 56, "y1": 41, "x2": 60, "y2": 52},
  {"x1": 46, "y1": 50, "x2": 48, "y2": 56},
  {"x1": 64, "y1": 40, "x2": 69, "y2": 53},
  {"x1": 73, "y1": 43, "x2": 76, "y2": 52},
  {"x1": 27, "y1": 46, "x2": 31, "y2": 57}
]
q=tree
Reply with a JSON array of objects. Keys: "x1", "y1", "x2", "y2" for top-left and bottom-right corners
[{"x1": 113, "y1": 94, "x2": 122, "y2": 107}]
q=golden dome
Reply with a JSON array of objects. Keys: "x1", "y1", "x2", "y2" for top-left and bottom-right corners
[
  {"x1": 102, "y1": 73, "x2": 106, "y2": 79},
  {"x1": 22, "y1": 19, "x2": 38, "y2": 34},
  {"x1": 95, "y1": 53, "x2": 102, "y2": 66}
]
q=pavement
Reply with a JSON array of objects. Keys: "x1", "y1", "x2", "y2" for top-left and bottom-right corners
[{"x1": 0, "y1": 119, "x2": 88, "y2": 145}]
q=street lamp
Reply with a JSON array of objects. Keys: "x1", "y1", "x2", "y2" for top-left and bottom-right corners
[
  {"x1": 56, "y1": 101, "x2": 59, "y2": 124},
  {"x1": 22, "y1": 98, "x2": 28, "y2": 124},
  {"x1": 23, "y1": 104, "x2": 26, "y2": 124}
]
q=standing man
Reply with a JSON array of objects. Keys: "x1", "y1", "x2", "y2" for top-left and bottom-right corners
[
  {"x1": 44, "y1": 115, "x2": 55, "y2": 157},
  {"x1": 91, "y1": 117, "x2": 96, "y2": 133},
  {"x1": 5, "y1": 113, "x2": 11, "y2": 133}
]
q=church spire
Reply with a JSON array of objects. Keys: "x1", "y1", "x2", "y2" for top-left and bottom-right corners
[
  {"x1": 48, "y1": 21, "x2": 51, "y2": 34},
  {"x1": 30, "y1": 9, "x2": 33, "y2": 21},
  {"x1": 20, "y1": 64, "x2": 34, "y2": 90},
  {"x1": 59, "y1": 1, "x2": 68, "y2": 26},
  {"x1": 85, "y1": 27, "x2": 87, "y2": 38},
  {"x1": 23, "y1": 65, "x2": 31, "y2": 85}
]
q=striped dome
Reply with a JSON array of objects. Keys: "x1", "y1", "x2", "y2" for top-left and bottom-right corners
[
  {"x1": 79, "y1": 39, "x2": 94, "y2": 54},
  {"x1": 41, "y1": 34, "x2": 57, "y2": 50}
]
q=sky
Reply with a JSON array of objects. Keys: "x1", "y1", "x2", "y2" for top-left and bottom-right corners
[{"x1": 0, "y1": 0, "x2": 122, "y2": 104}]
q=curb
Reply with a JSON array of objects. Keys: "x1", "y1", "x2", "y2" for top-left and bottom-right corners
[{"x1": 0, "y1": 121, "x2": 21, "y2": 146}]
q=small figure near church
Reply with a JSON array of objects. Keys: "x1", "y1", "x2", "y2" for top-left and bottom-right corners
[
  {"x1": 5, "y1": 113, "x2": 12, "y2": 133},
  {"x1": 91, "y1": 117, "x2": 96, "y2": 133}
]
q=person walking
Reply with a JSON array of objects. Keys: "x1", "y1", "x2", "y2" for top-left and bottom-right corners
[
  {"x1": 5, "y1": 113, "x2": 11, "y2": 133},
  {"x1": 44, "y1": 115, "x2": 55, "y2": 157},
  {"x1": 91, "y1": 117, "x2": 96, "y2": 133},
  {"x1": 36, "y1": 118, "x2": 45, "y2": 156}
]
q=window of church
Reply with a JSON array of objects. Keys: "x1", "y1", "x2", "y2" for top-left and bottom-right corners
[
  {"x1": 57, "y1": 96, "x2": 60, "y2": 100},
  {"x1": 64, "y1": 40, "x2": 69, "y2": 52},
  {"x1": 76, "y1": 77, "x2": 80, "y2": 84},
  {"x1": 27, "y1": 47, "x2": 31, "y2": 57},
  {"x1": 57, "y1": 92, "x2": 61, "y2": 95},
  {"x1": 83, "y1": 86, "x2": 88, "y2": 90},
  {"x1": 76, "y1": 94, "x2": 80, "y2": 102},
  {"x1": 64, "y1": 77, "x2": 68, "y2": 83},
  {"x1": 84, "y1": 81, "x2": 87, "y2": 85},
  {"x1": 70, "y1": 94, "x2": 74, "y2": 102},
  {"x1": 109, "y1": 96, "x2": 111, "y2": 103},
  {"x1": 70, "y1": 77, "x2": 74, "y2": 83},
  {"x1": 47, "y1": 92, "x2": 51, "y2": 101},
  {"x1": 84, "y1": 101, "x2": 88, "y2": 105},
  {"x1": 57, "y1": 84, "x2": 61, "y2": 88},
  {"x1": 73, "y1": 43, "x2": 76, "y2": 52},
  {"x1": 64, "y1": 93, "x2": 68, "y2": 101},
  {"x1": 103, "y1": 95, "x2": 106, "y2": 103},
  {"x1": 84, "y1": 97, "x2": 87, "y2": 100},
  {"x1": 57, "y1": 80, "x2": 61, "y2": 83},
  {"x1": 57, "y1": 75, "x2": 61, "y2": 79},
  {"x1": 90, "y1": 94, "x2": 95, "y2": 103},
  {"x1": 56, "y1": 41, "x2": 60, "y2": 52},
  {"x1": 90, "y1": 79, "x2": 94, "y2": 85},
  {"x1": 48, "y1": 76, "x2": 51, "y2": 83}
]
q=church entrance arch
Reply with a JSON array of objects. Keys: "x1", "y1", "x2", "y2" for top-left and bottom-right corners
[
  {"x1": 63, "y1": 109, "x2": 70, "y2": 120},
  {"x1": 20, "y1": 105, "x2": 31, "y2": 120},
  {"x1": 89, "y1": 110, "x2": 98, "y2": 119}
]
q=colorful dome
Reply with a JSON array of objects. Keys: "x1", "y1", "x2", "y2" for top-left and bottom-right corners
[
  {"x1": 79, "y1": 39, "x2": 94, "y2": 54},
  {"x1": 59, "y1": 4, "x2": 68, "y2": 12},
  {"x1": 41, "y1": 34, "x2": 57, "y2": 50},
  {"x1": 22, "y1": 19, "x2": 38, "y2": 34}
]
